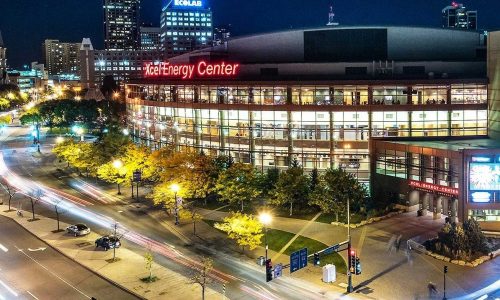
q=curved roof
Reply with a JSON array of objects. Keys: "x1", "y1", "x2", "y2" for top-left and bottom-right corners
[{"x1": 171, "y1": 26, "x2": 485, "y2": 64}]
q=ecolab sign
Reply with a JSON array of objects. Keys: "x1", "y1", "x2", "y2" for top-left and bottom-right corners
[
  {"x1": 174, "y1": 0, "x2": 202, "y2": 7},
  {"x1": 144, "y1": 61, "x2": 240, "y2": 79}
]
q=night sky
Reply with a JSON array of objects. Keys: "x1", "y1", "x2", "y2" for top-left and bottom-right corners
[{"x1": 1, "y1": 0, "x2": 500, "y2": 68}]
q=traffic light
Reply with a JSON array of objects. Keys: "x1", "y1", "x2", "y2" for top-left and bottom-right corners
[
  {"x1": 314, "y1": 253, "x2": 320, "y2": 266},
  {"x1": 355, "y1": 256, "x2": 361, "y2": 275},
  {"x1": 265, "y1": 259, "x2": 273, "y2": 282},
  {"x1": 444, "y1": 265, "x2": 448, "y2": 274},
  {"x1": 349, "y1": 250, "x2": 356, "y2": 274}
]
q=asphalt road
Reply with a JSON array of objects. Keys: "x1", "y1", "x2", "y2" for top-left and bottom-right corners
[{"x1": 0, "y1": 215, "x2": 139, "y2": 300}]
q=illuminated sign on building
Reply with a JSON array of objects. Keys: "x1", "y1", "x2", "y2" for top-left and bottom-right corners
[
  {"x1": 470, "y1": 192, "x2": 492, "y2": 203},
  {"x1": 409, "y1": 180, "x2": 459, "y2": 196},
  {"x1": 174, "y1": 0, "x2": 203, "y2": 7},
  {"x1": 144, "y1": 61, "x2": 240, "y2": 79}
]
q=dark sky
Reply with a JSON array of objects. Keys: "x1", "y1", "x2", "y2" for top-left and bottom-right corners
[{"x1": 1, "y1": 0, "x2": 500, "y2": 68}]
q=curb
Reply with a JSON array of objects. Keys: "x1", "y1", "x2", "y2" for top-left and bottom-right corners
[
  {"x1": 1, "y1": 214, "x2": 146, "y2": 300},
  {"x1": 331, "y1": 210, "x2": 405, "y2": 228}
]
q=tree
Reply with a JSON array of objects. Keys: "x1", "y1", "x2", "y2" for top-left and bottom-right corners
[
  {"x1": 258, "y1": 167, "x2": 280, "y2": 204},
  {"x1": 27, "y1": 189, "x2": 43, "y2": 221},
  {"x1": 179, "y1": 206, "x2": 203, "y2": 235},
  {"x1": 214, "y1": 212, "x2": 263, "y2": 252},
  {"x1": 121, "y1": 144, "x2": 156, "y2": 183},
  {"x1": 309, "y1": 168, "x2": 367, "y2": 222},
  {"x1": 97, "y1": 161, "x2": 127, "y2": 194},
  {"x1": 142, "y1": 248, "x2": 155, "y2": 282},
  {"x1": 310, "y1": 168, "x2": 319, "y2": 191},
  {"x1": 1, "y1": 181, "x2": 18, "y2": 211},
  {"x1": 269, "y1": 166, "x2": 310, "y2": 216},
  {"x1": 148, "y1": 182, "x2": 177, "y2": 212},
  {"x1": 190, "y1": 257, "x2": 213, "y2": 300},
  {"x1": 463, "y1": 218, "x2": 488, "y2": 254},
  {"x1": 53, "y1": 199, "x2": 67, "y2": 232},
  {"x1": 215, "y1": 163, "x2": 261, "y2": 211}
]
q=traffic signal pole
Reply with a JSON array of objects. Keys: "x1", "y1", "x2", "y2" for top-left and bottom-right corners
[{"x1": 347, "y1": 198, "x2": 353, "y2": 293}]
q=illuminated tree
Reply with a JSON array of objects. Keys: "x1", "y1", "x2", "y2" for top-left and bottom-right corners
[
  {"x1": 148, "y1": 182, "x2": 177, "y2": 212},
  {"x1": 179, "y1": 206, "x2": 203, "y2": 235},
  {"x1": 97, "y1": 161, "x2": 128, "y2": 192},
  {"x1": 190, "y1": 257, "x2": 213, "y2": 300},
  {"x1": 214, "y1": 212, "x2": 263, "y2": 252}
]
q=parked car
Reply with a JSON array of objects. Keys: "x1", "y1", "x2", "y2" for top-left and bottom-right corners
[
  {"x1": 95, "y1": 235, "x2": 121, "y2": 251},
  {"x1": 66, "y1": 224, "x2": 91, "y2": 236}
]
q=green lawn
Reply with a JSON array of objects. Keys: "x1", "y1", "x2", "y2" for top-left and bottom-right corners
[{"x1": 202, "y1": 220, "x2": 347, "y2": 274}]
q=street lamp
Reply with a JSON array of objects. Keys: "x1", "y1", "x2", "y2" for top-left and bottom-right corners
[
  {"x1": 259, "y1": 212, "x2": 272, "y2": 264},
  {"x1": 171, "y1": 183, "x2": 180, "y2": 226},
  {"x1": 113, "y1": 159, "x2": 123, "y2": 195}
]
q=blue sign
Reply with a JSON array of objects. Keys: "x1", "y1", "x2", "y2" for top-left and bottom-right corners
[
  {"x1": 290, "y1": 248, "x2": 308, "y2": 273},
  {"x1": 173, "y1": 0, "x2": 203, "y2": 8},
  {"x1": 274, "y1": 263, "x2": 283, "y2": 278},
  {"x1": 323, "y1": 244, "x2": 340, "y2": 255}
]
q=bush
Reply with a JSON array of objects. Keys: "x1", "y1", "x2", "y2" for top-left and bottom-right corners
[{"x1": 426, "y1": 219, "x2": 490, "y2": 261}]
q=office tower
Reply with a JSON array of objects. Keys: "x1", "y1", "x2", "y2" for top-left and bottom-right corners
[
  {"x1": 103, "y1": 0, "x2": 141, "y2": 50},
  {"x1": 160, "y1": 0, "x2": 213, "y2": 57},
  {"x1": 0, "y1": 31, "x2": 7, "y2": 84},
  {"x1": 442, "y1": 2, "x2": 477, "y2": 30},
  {"x1": 140, "y1": 26, "x2": 161, "y2": 51},
  {"x1": 42, "y1": 39, "x2": 80, "y2": 76},
  {"x1": 213, "y1": 24, "x2": 231, "y2": 46}
]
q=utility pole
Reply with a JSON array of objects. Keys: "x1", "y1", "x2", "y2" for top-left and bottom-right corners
[
  {"x1": 347, "y1": 198, "x2": 353, "y2": 293},
  {"x1": 443, "y1": 265, "x2": 448, "y2": 300}
]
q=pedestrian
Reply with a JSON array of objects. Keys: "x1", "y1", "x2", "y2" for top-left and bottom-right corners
[
  {"x1": 396, "y1": 234, "x2": 402, "y2": 251},
  {"x1": 428, "y1": 282, "x2": 438, "y2": 298}
]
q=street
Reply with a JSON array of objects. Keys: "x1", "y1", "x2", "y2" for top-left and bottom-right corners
[{"x1": 0, "y1": 215, "x2": 138, "y2": 300}]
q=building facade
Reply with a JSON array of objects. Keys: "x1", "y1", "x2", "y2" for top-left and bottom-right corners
[
  {"x1": 42, "y1": 39, "x2": 80, "y2": 76},
  {"x1": 79, "y1": 38, "x2": 164, "y2": 86},
  {"x1": 371, "y1": 138, "x2": 500, "y2": 231},
  {"x1": 213, "y1": 25, "x2": 231, "y2": 46},
  {"x1": 160, "y1": 0, "x2": 213, "y2": 57},
  {"x1": 103, "y1": 0, "x2": 141, "y2": 51},
  {"x1": 140, "y1": 26, "x2": 161, "y2": 51},
  {"x1": 0, "y1": 30, "x2": 7, "y2": 84},
  {"x1": 125, "y1": 27, "x2": 489, "y2": 187},
  {"x1": 442, "y1": 2, "x2": 477, "y2": 30}
]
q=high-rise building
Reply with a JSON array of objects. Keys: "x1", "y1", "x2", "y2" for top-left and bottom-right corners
[
  {"x1": 103, "y1": 0, "x2": 141, "y2": 51},
  {"x1": 140, "y1": 26, "x2": 161, "y2": 51},
  {"x1": 160, "y1": 0, "x2": 213, "y2": 57},
  {"x1": 213, "y1": 24, "x2": 231, "y2": 46},
  {"x1": 0, "y1": 30, "x2": 7, "y2": 84},
  {"x1": 442, "y1": 2, "x2": 477, "y2": 30},
  {"x1": 42, "y1": 39, "x2": 80, "y2": 76}
]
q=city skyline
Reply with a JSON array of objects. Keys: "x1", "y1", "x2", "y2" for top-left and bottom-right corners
[{"x1": 1, "y1": 0, "x2": 500, "y2": 68}]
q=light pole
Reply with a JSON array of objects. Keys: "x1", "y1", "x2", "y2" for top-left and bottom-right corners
[
  {"x1": 443, "y1": 265, "x2": 448, "y2": 300},
  {"x1": 347, "y1": 198, "x2": 353, "y2": 293},
  {"x1": 259, "y1": 212, "x2": 272, "y2": 263},
  {"x1": 171, "y1": 183, "x2": 180, "y2": 225},
  {"x1": 113, "y1": 159, "x2": 123, "y2": 195}
]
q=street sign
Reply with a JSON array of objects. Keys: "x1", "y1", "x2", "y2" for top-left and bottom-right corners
[
  {"x1": 274, "y1": 263, "x2": 283, "y2": 278},
  {"x1": 323, "y1": 244, "x2": 340, "y2": 255},
  {"x1": 290, "y1": 248, "x2": 308, "y2": 273},
  {"x1": 133, "y1": 171, "x2": 142, "y2": 182}
]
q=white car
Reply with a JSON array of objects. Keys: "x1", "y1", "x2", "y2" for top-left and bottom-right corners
[{"x1": 66, "y1": 224, "x2": 91, "y2": 237}]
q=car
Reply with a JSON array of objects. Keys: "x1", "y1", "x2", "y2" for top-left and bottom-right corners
[
  {"x1": 95, "y1": 235, "x2": 121, "y2": 251},
  {"x1": 66, "y1": 224, "x2": 91, "y2": 237}
]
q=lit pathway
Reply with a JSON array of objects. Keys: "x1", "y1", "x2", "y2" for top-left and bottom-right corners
[{"x1": 272, "y1": 212, "x2": 322, "y2": 261}]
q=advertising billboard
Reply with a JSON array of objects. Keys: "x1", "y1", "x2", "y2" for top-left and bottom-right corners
[{"x1": 469, "y1": 159, "x2": 500, "y2": 203}]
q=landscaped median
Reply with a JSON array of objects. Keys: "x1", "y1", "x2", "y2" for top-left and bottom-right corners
[
  {"x1": 203, "y1": 219, "x2": 347, "y2": 274},
  {"x1": 0, "y1": 205, "x2": 221, "y2": 300}
]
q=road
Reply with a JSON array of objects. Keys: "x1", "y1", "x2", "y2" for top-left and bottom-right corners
[
  {"x1": 0, "y1": 215, "x2": 138, "y2": 300},
  {"x1": 1, "y1": 124, "x2": 499, "y2": 300},
  {"x1": 0, "y1": 126, "x2": 355, "y2": 300}
]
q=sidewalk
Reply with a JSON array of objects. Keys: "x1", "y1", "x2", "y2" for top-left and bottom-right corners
[{"x1": 0, "y1": 205, "x2": 221, "y2": 300}]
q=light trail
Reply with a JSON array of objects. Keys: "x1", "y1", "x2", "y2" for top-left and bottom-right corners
[{"x1": 0, "y1": 279, "x2": 19, "y2": 298}]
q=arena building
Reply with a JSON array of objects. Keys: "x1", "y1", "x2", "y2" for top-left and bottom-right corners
[{"x1": 126, "y1": 26, "x2": 489, "y2": 185}]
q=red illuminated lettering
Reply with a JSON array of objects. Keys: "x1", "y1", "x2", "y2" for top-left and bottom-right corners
[
  {"x1": 146, "y1": 61, "x2": 240, "y2": 79},
  {"x1": 409, "y1": 180, "x2": 458, "y2": 196}
]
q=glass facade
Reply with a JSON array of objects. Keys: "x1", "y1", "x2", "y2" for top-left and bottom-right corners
[{"x1": 126, "y1": 82, "x2": 488, "y2": 182}]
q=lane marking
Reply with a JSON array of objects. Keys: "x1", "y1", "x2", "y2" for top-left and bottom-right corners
[
  {"x1": 27, "y1": 247, "x2": 46, "y2": 252},
  {"x1": 0, "y1": 279, "x2": 19, "y2": 297},
  {"x1": 15, "y1": 246, "x2": 91, "y2": 299},
  {"x1": 0, "y1": 244, "x2": 8, "y2": 252},
  {"x1": 26, "y1": 291, "x2": 39, "y2": 300}
]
